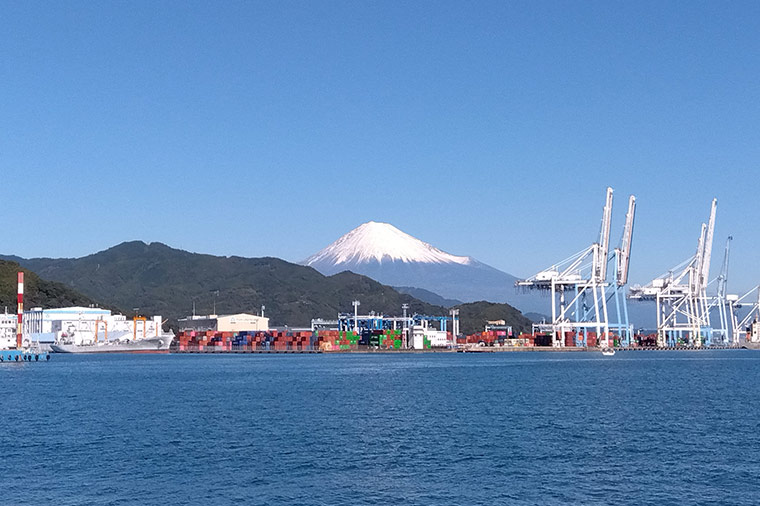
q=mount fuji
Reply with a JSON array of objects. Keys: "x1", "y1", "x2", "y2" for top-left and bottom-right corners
[{"x1": 302, "y1": 222, "x2": 545, "y2": 313}]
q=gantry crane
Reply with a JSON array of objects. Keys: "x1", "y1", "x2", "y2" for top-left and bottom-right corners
[
  {"x1": 516, "y1": 187, "x2": 635, "y2": 348},
  {"x1": 629, "y1": 199, "x2": 717, "y2": 347},
  {"x1": 728, "y1": 286, "x2": 760, "y2": 345}
]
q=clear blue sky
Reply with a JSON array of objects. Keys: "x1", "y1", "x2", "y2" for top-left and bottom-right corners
[{"x1": 2, "y1": 1, "x2": 759, "y2": 291}]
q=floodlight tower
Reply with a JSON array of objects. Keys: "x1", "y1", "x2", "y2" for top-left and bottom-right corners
[
  {"x1": 352, "y1": 300, "x2": 360, "y2": 333},
  {"x1": 401, "y1": 303, "x2": 409, "y2": 348},
  {"x1": 449, "y1": 308, "x2": 460, "y2": 346},
  {"x1": 516, "y1": 187, "x2": 615, "y2": 347}
]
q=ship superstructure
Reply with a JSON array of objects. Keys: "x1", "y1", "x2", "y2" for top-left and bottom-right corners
[{"x1": 45, "y1": 310, "x2": 173, "y2": 353}]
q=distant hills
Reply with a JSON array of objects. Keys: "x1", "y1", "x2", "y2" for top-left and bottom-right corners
[
  {"x1": 2, "y1": 242, "x2": 533, "y2": 334},
  {"x1": 2, "y1": 242, "x2": 442, "y2": 327},
  {"x1": 393, "y1": 286, "x2": 463, "y2": 308},
  {"x1": 0, "y1": 260, "x2": 102, "y2": 312}
]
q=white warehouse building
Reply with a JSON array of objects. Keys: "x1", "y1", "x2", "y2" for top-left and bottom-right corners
[
  {"x1": 178, "y1": 313, "x2": 269, "y2": 333},
  {"x1": 23, "y1": 306, "x2": 163, "y2": 344}
]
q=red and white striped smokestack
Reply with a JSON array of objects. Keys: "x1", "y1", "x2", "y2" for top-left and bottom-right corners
[{"x1": 17, "y1": 272, "x2": 24, "y2": 349}]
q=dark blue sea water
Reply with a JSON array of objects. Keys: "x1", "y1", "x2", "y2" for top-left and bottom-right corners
[{"x1": 2, "y1": 351, "x2": 759, "y2": 505}]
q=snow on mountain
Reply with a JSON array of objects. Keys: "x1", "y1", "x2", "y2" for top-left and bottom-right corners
[
  {"x1": 301, "y1": 221, "x2": 549, "y2": 314},
  {"x1": 301, "y1": 221, "x2": 654, "y2": 324},
  {"x1": 303, "y1": 221, "x2": 473, "y2": 267}
]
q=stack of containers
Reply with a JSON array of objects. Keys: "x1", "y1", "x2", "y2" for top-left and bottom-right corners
[
  {"x1": 252, "y1": 332, "x2": 275, "y2": 350},
  {"x1": 174, "y1": 330, "x2": 319, "y2": 352},
  {"x1": 315, "y1": 330, "x2": 359, "y2": 351},
  {"x1": 336, "y1": 330, "x2": 359, "y2": 351},
  {"x1": 232, "y1": 331, "x2": 252, "y2": 349},
  {"x1": 464, "y1": 331, "x2": 498, "y2": 345},
  {"x1": 175, "y1": 330, "x2": 213, "y2": 351},
  {"x1": 267, "y1": 330, "x2": 315, "y2": 350},
  {"x1": 379, "y1": 329, "x2": 402, "y2": 349},
  {"x1": 177, "y1": 330, "x2": 196, "y2": 351},
  {"x1": 517, "y1": 333, "x2": 535, "y2": 346},
  {"x1": 207, "y1": 331, "x2": 234, "y2": 351},
  {"x1": 316, "y1": 330, "x2": 338, "y2": 351}
]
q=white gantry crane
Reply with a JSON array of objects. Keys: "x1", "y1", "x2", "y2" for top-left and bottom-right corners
[
  {"x1": 516, "y1": 187, "x2": 636, "y2": 348},
  {"x1": 629, "y1": 199, "x2": 717, "y2": 347},
  {"x1": 727, "y1": 285, "x2": 760, "y2": 346}
]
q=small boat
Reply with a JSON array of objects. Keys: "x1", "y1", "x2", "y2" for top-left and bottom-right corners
[{"x1": 601, "y1": 347, "x2": 615, "y2": 356}]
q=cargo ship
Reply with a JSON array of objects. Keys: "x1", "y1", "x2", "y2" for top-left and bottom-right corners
[
  {"x1": 50, "y1": 334, "x2": 173, "y2": 353},
  {"x1": 49, "y1": 313, "x2": 173, "y2": 354}
]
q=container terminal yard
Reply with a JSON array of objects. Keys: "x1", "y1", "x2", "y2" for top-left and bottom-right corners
[
  {"x1": 3, "y1": 187, "x2": 760, "y2": 358},
  {"x1": 174, "y1": 187, "x2": 760, "y2": 354}
]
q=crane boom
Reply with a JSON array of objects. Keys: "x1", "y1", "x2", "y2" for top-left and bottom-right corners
[
  {"x1": 594, "y1": 187, "x2": 614, "y2": 283},
  {"x1": 616, "y1": 195, "x2": 636, "y2": 286},
  {"x1": 700, "y1": 198, "x2": 718, "y2": 289},
  {"x1": 717, "y1": 236, "x2": 732, "y2": 299},
  {"x1": 692, "y1": 223, "x2": 706, "y2": 295}
]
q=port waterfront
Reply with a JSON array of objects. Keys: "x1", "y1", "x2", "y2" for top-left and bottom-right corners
[{"x1": 172, "y1": 344, "x2": 747, "y2": 354}]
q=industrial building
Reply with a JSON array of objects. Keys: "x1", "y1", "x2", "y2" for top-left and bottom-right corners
[
  {"x1": 178, "y1": 313, "x2": 269, "y2": 333},
  {"x1": 0, "y1": 311, "x2": 17, "y2": 349},
  {"x1": 23, "y1": 306, "x2": 111, "y2": 343},
  {"x1": 19, "y1": 306, "x2": 164, "y2": 345}
]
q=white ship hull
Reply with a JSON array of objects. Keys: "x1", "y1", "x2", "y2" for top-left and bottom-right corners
[{"x1": 50, "y1": 335, "x2": 173, "y2": 354}]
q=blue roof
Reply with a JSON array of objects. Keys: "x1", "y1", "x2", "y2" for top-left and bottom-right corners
[{"x1": 31, "y1": 307, "x2": 110, "y2": 315}]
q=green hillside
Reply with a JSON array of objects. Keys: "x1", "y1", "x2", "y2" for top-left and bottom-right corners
[
  {"x1": 453, "y1": 301, "x2": 533, "y2": 335},
  {"x1": 3, "y1": 243, "x2": 533, "y2": 334},
  {"x1": 3, "y1": 242, "x2": 444, "y2": 327},
  {"x1": 0, "y1": 260, "x2": 102, "y2": 312}
]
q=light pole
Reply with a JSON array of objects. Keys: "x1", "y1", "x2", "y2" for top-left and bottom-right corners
[
  {"x1": 352, "y1": 300, "x2": 360, "y2": 333},
  {"x1": 402, "y1": 303, "x2": 409, "y2": 348},
  {"x1": 210, "y1": 290, "x2": 220, "y2": 316}
]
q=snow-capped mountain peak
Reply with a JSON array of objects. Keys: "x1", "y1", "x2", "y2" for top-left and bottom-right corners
[{"x1": 303, "y1": 221, "x2": 473, "y2": 267}]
